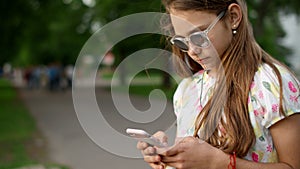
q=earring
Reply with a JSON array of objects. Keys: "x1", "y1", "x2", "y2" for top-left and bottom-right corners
[{"x1": 232, "y1": 25, "x2": 237, "y2": 35}]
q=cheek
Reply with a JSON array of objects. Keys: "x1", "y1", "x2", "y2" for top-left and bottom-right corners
[{"x1": 210, "y1": 27, "x2": 232, "y2": 56}]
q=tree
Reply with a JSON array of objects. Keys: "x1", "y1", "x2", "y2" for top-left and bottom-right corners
[
  {"x1": 0, "y1": 0, "x2": 36, "y2": 65},
  {"x1": 88, "y1": 0, "x2": 166, "y2": 85},
  {"x1": 247, "y1": 0, "x2": 300, "y2": 63},
  {"x1": 90, "y1": 0, "x2": 300, "y2": 65},
  {"x1": 0, "y1": 0, "x2": 299, "y2": 69},
  {"x1": 88, "y1": 0, "x2": 300, "y2": 87},
  {"x1": 0, "y1": 0, "x2": 91, "y2": 66}
]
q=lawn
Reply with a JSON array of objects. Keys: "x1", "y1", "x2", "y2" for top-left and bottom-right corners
[
  {"x1": 0, "y1": 78, "x2": 36, "y2": 168},
  {"x1": 102, "y1": 69, "x2": 179, "y2": 100},
  {"x1": 0, "y1": 78, "x2": 67, "y2": 169}
]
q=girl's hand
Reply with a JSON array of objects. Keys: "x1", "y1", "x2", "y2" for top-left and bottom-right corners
[
  {"x1": 159, "y1": 136, "x2": 227, "y2": 169},
  {"x1": 136, "y1": 131, "x2": 168, "y2": 169}
]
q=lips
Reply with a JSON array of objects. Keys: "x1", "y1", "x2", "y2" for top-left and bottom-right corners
[{"x1": 197, "y1": 57, "x2": 208, "y2": 63}]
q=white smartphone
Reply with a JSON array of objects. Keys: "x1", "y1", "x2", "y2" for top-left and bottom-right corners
[{"x1": 126, "y1": 128, "x2": 167, "y2": 148}]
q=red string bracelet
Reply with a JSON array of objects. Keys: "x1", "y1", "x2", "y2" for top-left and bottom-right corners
[{"x1": 228, "y1": 151, "x2": 236, "y2": 169}]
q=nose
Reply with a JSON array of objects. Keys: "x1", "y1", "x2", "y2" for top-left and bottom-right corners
[{"x1": 187, "y1": 42, "x2": 202, "y2": 55}]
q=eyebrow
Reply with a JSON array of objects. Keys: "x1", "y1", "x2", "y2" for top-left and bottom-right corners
[{"x1": 186, "y1": 24, "x2": 209, "y2": 35}]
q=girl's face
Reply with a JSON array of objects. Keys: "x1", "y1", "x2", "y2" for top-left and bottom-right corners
[{"x1": 170, "y1": 9, "x2": 233, "y2": 75}]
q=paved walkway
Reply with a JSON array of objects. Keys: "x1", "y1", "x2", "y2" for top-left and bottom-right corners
[{"x1": 17, "y1": 85, "x2": 176, "y2": 169}]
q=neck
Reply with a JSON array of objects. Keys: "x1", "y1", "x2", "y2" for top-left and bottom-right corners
[{"x1": 206, "y1": 68, "x2": 217, "y2": 78}]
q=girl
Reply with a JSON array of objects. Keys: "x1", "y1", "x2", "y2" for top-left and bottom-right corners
[{"x1": 137, "y1": 0, "x2": 300, "y2": 169}]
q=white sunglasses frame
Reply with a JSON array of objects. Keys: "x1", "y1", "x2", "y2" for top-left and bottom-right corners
[{"x1": 170, "y1": 10, "x2": 226, "y2": 52}]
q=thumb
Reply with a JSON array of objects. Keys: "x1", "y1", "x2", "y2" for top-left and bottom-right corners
[
  {"x1": 153, "y1": 131, "x2": 168, "y2": 145},
  {"x1": 175, "y1": 137, "x2": 184, "y2": 144}
]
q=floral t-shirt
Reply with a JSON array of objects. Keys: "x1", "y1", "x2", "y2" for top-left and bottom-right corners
[{"x1": 172, "y1": 63, "x2": 300, "y2": 162}]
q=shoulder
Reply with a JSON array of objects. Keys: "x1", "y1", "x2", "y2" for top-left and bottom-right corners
[
  {"x1": 174, "y1": 70, "x2": 205, "y2": 95},
  {"x1": 173, "y1": 70, "x2": 204, "y2": 103},
  {"x1": 250, "y1": 63, "x2": 300, "y2": 128},
  {"x1": 253, "y1": 63, "x2": 299, "y2": 91}
]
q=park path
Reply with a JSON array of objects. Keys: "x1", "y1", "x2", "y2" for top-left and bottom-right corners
[{"x1": 18, "y1": 85, "x2": 175, "y2": 169}]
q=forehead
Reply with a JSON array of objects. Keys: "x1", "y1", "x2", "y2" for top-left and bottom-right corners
[{"x1": 170, "y1": 10, "x2": 215, "y2": 36}]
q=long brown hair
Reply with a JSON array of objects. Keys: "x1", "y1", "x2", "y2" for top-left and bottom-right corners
[{"x1": 162, "y1": 0, "x2": 289, "y2": 157}]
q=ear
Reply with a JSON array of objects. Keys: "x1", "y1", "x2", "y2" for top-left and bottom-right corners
[{"x1": 227, "y1": 3, "x2": 242, "y2": 29}]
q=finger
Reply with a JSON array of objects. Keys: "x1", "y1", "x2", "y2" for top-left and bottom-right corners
[
  {"x1": 160, "y1": 154, "x2": 180, "y2": 163},
  {"x1": 172, "y1": 136, "x2": 197, "y2": 147},
  {"x1": 153, "y1": 131, "x2": 168, "y2": 145},
  {"x1": 163, "y1": 162, "x2": 181, "y2": 169},
  {"x1": 149, "y1": 162, "x2": 165, "y2": 169},
  {"x1": 175, "y1": 137, "x2": 184, "y2": 144},
  {"x1": 179, "y1": 136, "x2": 195, "y2": 143},
  {"x1": 160, "y1": 142, "x2": 184, "y2": 156},
  {"x1": 144, "y1": 154, "x2": 161, "y2": 163},
  {"x1": 143, "y1": 146, "x2": 157, "y2": 156},
  {"x1": 156, "y1": 147, "x2": 170, "y2": 155},
  {"x1": 137, "y1": 141, "x2": 149, "y2": 150},
  {"x1": 160, "y1": 134, "x2": 168, "y2": 145}
]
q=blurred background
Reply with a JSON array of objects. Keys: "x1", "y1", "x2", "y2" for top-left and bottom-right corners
[{"x1": 0, "y1": 0, "x2": 299, "y2": 169}]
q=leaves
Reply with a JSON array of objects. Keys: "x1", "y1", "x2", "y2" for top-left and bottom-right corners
[
  {"x1": 262, "y1": 81, "x2": 271, "y2": 92},
  {"x1": 0, "y1": 0, "x2": 299, "y2": 66}
]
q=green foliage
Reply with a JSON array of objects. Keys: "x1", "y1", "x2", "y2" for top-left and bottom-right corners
[
  {"x1": 0, "y1": 0, "x2": 299, "y2": 67},
  {"x1": 108, "y1": 68, "x2": 177, "y2": 99},
  {"x1": 93, "y1": 0, "x2": 162, "y2": 23},
  {"x1": 0, "y1": 0, "x2": 91, "y2": 66},
  {"x1": 247, "y1": 0, "x2": 295, "y2": 63},
  {"x1": 89, "y1": 0, "x2": 300, "y2": 66},
  {"x1": 129, "y1": 84, "x2": 176, "y2": 100},
  {"x1": 0, "y1": 0, "x2": 34, "y2": 65}
]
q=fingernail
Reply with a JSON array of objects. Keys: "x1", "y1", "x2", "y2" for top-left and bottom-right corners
[{"x1": 149, "y1": 148, "x2": 155, "y2": 154}]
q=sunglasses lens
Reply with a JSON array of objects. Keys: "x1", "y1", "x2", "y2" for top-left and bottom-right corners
[
  {"x1": 190, "y1": 33, "x2": 209, "y2": 48},
  {"x1": 172, "y1": 39, "x2": 189, "y2": 51}
]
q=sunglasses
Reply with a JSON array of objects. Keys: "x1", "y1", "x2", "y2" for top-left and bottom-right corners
[{"x1": 170, "y1": 11, "x2": 226, "y2": 52}]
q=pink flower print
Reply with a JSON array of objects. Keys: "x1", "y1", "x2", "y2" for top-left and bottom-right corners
[
  {"x1": 258, "y1": 90, "x2": 264, "y2": 99},
  {"x1": 272, "y1": 104, "x2": 279, "y2": 113},
  {"x1": 290, "y1": 95, "x2": 298, "y2": 103},
  {"x1": 196, "y1": 105, "x2": 203, "y2": 112},
  {"x1": 250, "y1": 82, "x2": 255, "y2": 89},
  {"x1": 252, "y1": 152, "x2": 259, "y2": 162},
  {"x1": 254, "y1": 107, "x2": 266, "y2": 116},
  {"x1": 260, "y1": 107, "x2": 266, "y2": 116},
  {"x1": 288, "y1": 81, "x2": 297, "y2": 93},
  {"x1": 266, "y1": 144, "x2": 272, "y2": 152},
  {"x1": 191, "y1": 84, "x2": 197, "y2": 90},
  {"x1": 254, "y1": 109, "x2": 259, "y2": 116}
]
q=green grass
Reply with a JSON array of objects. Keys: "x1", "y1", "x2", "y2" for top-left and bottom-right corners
[
  {"x1": 0, "y1": 78, "x2": 69, "y2": 169},
  {"x1": 105, "y1": 70, "x2": 178, "y2": 99},
  {"x1": 0, "y1": 79, "x2": 16, "y2": 100},
  {"x1": 130, "y1": 85, "x2": 176, "y2": 100},
  {"x1": 0, "y1": 78, "x2": 37, "y2": 168}
]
